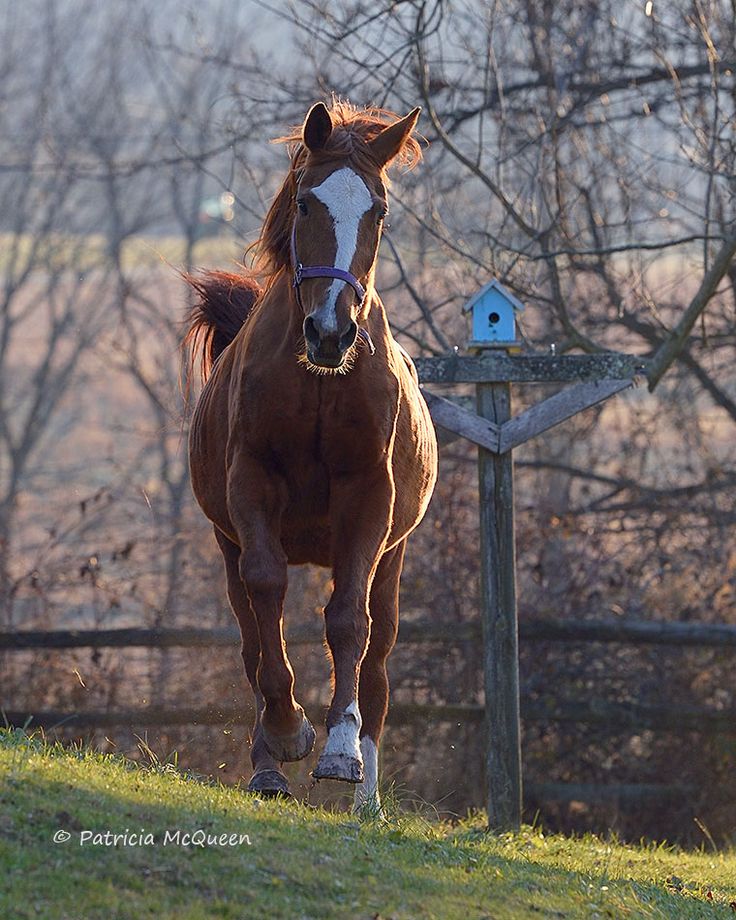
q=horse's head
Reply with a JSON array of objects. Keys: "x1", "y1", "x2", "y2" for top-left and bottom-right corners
[{"x1": 292, "y1": 103, "x2": 420, "y2": 371}]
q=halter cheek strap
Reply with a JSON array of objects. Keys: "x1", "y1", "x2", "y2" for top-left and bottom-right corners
[{"x1": 290, "y1": 223, "x2": 374, "y2": 355}]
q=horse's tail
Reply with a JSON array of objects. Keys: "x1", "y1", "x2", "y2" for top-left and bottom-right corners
[{"x1": 183, "y1": 270, "x2": 262, "y2": 387}]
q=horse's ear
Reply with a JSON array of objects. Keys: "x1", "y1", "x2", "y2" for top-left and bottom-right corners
[
  {"x1": 369, "y1": 107, "x2": 421, "y2": 167},
  {"x1": 303, "y1": 102, "x2": 333, "y2": 151}
]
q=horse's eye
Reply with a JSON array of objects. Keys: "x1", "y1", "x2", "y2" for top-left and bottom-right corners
[
  {"x1": 376, "y1": 208, "x2": 388, "y2": 226},
  {"x1": 297, "y1": 199, "x2": 308, "y2": 216}
]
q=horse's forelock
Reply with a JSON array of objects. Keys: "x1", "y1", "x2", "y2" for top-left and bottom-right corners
[{"x1": 280, "y1": 102, "x2": 423, "y2": 174}]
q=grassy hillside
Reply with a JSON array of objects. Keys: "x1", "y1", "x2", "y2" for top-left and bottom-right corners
[{"x1": 1, "y1": 729, "x2": 734, "y2": 919}]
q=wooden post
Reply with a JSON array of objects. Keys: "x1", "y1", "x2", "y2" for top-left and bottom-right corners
[
  {"x1": 417, "y1": 349, "x2": 640, "y2": 829},
  {"x1": 476, "y1": 380, "x2": 522, "y2": 831}
]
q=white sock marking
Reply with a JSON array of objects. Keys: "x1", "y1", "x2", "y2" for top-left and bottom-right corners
[
  {"x1": 353, "y1": 736, "x2": 380, "y2": 812},
  {"x1": 310, "y1": 167, "x2": 373, "y2": 332},
  {"x1": 323, "y1": 700, "x2": 362, "y2": 761}
]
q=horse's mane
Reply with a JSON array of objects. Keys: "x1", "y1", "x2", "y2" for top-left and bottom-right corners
[{"x1": 247, "y1": 99, "x2": 422, "y2": 286}]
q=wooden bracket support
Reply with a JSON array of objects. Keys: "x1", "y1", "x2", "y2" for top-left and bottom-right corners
[
  {"x1": 422, "y1": 390, "x2": 501, "y2": 453},
  {"x1": 498, "y1": 379, "x2": 632, "y2": 452},
  {"x1": 423, "y1": 379, "x2": 633, "y2": 454}
]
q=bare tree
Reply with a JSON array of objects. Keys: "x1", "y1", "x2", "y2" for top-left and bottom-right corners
[{"x1": 0, "y1": 1, "x2": 120, "y2": 619}]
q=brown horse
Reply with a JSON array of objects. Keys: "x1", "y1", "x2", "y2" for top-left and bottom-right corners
[{"x1": 184, "y1": 100, "x2": 438, "y2": 811}]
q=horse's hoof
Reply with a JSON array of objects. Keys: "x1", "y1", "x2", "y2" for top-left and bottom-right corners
[
  {"x1": 312, "y1": 752, "x2": 364, "y2": 784},
  {"x1": 261, "y1": 711, "x2": 316, "y2": 763},
  {"x1": 247, "y1": 769, "x2": 292, "y2": 798}
]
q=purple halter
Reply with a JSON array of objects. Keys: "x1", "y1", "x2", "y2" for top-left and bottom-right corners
[
  {"x1": 290, "y1": 222, "x2": 375, "y2": 355},
  {"x1": 290, "y1": 223, "x2": 366, "y2": 306}
]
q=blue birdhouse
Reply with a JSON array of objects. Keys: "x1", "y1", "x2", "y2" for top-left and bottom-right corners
[{"x1": 463, "y1": 279, "x2": 524, "y2": 350}]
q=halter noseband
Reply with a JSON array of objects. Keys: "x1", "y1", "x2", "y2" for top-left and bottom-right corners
[
  {"x1": 290, "y1": 223, "x2": 375, "y2": 355},
  {"x1": 290, "y1": 223, "x2": 366, "y2": 304},
  {"x1": 291, "y1": 224, "x2": 365, "y2": 307}
]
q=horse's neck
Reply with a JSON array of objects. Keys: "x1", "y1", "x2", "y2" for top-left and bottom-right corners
[
  {"x1": 257, "y1": 273, "x2": 308, "y2": 347},
  {"x1": 365, "y1": 293, "x2": 394, "y2": 351}
]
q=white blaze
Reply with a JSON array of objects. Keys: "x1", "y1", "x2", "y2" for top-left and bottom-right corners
[{"x1": 310, "y1": 167, "x2": 373, "y2": 332}]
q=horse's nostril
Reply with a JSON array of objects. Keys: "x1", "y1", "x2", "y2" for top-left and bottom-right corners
[
  {"x1": 339, "y1": 320, "x2": 358, "y2": 353},
  {"x1": 303, "y1": 316, "x2": 320, "y2": 349}
]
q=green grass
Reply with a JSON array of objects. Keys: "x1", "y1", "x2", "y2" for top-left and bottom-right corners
[{"x1": 1, "y1": 729, "x2": 734, "y2": 919}]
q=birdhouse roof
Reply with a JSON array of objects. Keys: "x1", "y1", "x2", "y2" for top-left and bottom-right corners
[{"x1": 462, "y1": 279, "x2": 525, "y2": 314}]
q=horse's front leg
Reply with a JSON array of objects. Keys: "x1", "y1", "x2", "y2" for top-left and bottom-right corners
[
  {"x1": 214, "y1": 528, "x2": 292, "y2": 797},
  {"x1": 354, "y1": 538, "x2": 406, "y2": 814},
  {"x1": 313, "y1": 467, "x2": 394, "y2": 784},
  {"x1": 229, "y1": 458, "x2": 316, "y2": 764}
]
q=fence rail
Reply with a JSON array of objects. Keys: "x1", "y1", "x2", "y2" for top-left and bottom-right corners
[
  {"x1": 3, "y1": 616, "x2": 736, "y2": 650},
  {"x1": 524, "y1": 782, "x2": 698, "y2": 805},
  {"x1": 4, "y1": 696, "x2": 735, "y2": 736},
  {"x1": 4, "y1": 614, "x2": 735, "y2": 807}
]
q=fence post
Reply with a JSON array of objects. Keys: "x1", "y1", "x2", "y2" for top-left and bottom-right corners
[{"x1": 476, "y1": 380, "x2": 522, "y2": 831}]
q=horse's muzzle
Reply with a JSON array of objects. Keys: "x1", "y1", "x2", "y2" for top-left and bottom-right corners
[{"x1": 303, "y1": 315, "x2": 358, "y2": 368}]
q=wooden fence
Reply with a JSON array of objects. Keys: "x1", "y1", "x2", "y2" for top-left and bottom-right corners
[{"x1": 4, "y1": 618, "x2": 736, "y2": 753}]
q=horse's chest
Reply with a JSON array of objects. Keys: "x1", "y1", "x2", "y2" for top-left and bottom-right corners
[
  {"x1": 242, "y1": 373, "x2": 396, "y2": 538},
  {"x1": 272, "y1": 426, "x2": 387, "y2": 496},
  {"x1": 259, "y1": 386, "x2": 390, "y2": 472},
  {"x1": 318, "y1": 399, "x2": 391, "y2": 471}
]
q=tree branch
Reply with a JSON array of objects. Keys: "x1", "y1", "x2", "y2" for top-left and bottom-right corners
[{"x1": 647, "y1": 235, "x2": 736, "y2": 390}]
